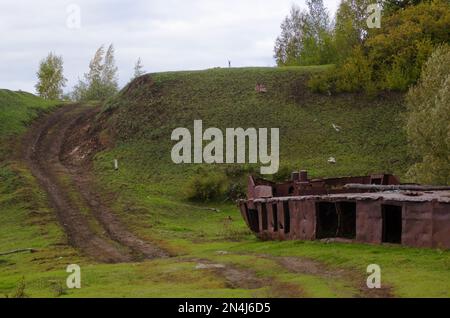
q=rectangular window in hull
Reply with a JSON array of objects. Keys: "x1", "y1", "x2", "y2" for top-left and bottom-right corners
[{"x1": 316, "y1": 202, "x2": 356, "y2": 240}]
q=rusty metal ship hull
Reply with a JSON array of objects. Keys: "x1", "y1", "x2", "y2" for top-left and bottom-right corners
[{"x1": 238, "y1": 172, "x2": 450, "y2": 249}]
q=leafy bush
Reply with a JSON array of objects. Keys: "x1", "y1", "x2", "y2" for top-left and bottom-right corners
[
  {"x1": 224, "y1": 182, "x2": 246, "y2": 201},
  {"x1": 334, "y1": 46, "x2": 375, "y2": 94},
  {"x1": 406, "y1": 44, "x2": 450, "y2": 185},
  {"x1": 309, "y1": 47, "x2": 376, "y2": 95},
  {"x1": 383, "y1": 39, "x2": 434, "y2": 91},
  {"x1": 185, "y1": 173, "x2": 227, "y2": 202},
  {"x1": 308, "y1": 68, "x2": 334, "y2": 93},
  {"x1": 310, "y1": 0, "x2": 450, "y2": 94}
]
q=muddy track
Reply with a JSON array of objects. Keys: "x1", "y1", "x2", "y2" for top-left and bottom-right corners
[
  {"x1": 190, "y1": 258, "x2": 305, "y2": 297},
  {"x1": 268, "y1": 255, "x2": 394, "y2": 298},
  {"x1": 24, "y1": 104, "x2": 167, "y2": 263}
]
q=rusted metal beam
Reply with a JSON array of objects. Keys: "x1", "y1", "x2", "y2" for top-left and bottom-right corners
[{"x1": 344, "y1": 184, "x2": 450, "y2": 191}]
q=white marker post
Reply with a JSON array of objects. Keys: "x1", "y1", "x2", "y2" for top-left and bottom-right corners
[{"x1": 114, "y1": 159, "x2": 119, "y2": 171}]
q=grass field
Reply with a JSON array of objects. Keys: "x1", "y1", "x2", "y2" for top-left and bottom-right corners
[
  {"x1": 0, "y1": 68, "x2": 449, "y2": 298},
  {"x1": 0, "y1": 89, "x2": 58, "y2": 162}
]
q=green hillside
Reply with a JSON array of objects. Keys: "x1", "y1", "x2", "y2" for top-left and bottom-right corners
[
  {"x1": 0, "y1": 89, "x2": 58, "y2": 160},
  {"x1": 99, "y1": 66, "x2": 410, "y2": 198},
  {"x1": 0, "y1": 89, "x2": 57, "y2": 136}
]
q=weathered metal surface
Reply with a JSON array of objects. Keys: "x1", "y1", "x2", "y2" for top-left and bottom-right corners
[
  {"x1": 277, "y1": 201, "x2": 287, "y2": 240},
  {"x1": 239, "y1": 203, "x2": 251, "y2": 229},
  {"x1": 239, "y1": 172, "x2": 450, "y2": 249},
  {"x1": 432, "y1": 203, "x2": 450, "y2": 249},
  {"x1": 403, "y1": 202, "x2": 433, "y2": 248},
  {"x1": 345, "y1": 184, "x2": 450, "y2": 191},
  {"x1": 356, "y1": 200, "x2": 383, "y2": 244},
  {"x1": 296, "y1": 200, "x2": 316, "y2": 240},
  {"x1": 252, "y1": 190, "x2": 450, "y2": 204},
  {"x1": 254, "y1": 185, "x2": 273, "y2": 198}
]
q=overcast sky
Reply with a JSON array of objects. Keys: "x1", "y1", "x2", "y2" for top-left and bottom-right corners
[{"x1": 0, "y1": 0, "x2": 340, "y2": 93}]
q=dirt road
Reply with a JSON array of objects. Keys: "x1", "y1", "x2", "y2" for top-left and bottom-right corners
[{"x1": 24, "y1": 104, "x2": 167, "y2": 263}]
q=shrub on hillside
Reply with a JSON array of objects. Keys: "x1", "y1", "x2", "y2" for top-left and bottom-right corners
[
  {"x1": 224, "y1": 182, "x2": 246, "y2": 201},
  {"x1": 406, "y1": 44, "x2": 450, "y2": 185},
  {"x1": 334, "y1": 46, "x2": 376, "y2": 94},
  {"x1": 307, "y1": 71, "x2": 332, "y2": 94},
  {"x1": 185, "y1": 173, "x2": 227, "y2": 202}
]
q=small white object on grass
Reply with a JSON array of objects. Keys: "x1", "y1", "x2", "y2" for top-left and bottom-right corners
[
  {"x1": 114, "y1": 159, "x2": 119, "y2": 170},
  {"x1": 328, "y1": 157, "x2": 337, "y2": 164},
  {"x1": 332, "y1": 123, "x2": 341, "y2": 132},
  {"x1": 216, "y1": 251, "x2": 229, "y2": 255},
  {"x1": 195, "y1": 263, "x2": 225, "y2": 270}
]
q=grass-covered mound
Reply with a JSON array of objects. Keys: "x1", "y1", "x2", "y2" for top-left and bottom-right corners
[
  {"x1": 0, "y1": 89, "x2": 57, "y2": 136},
  {"x1": 100, "y1": 66, "x2": 410, "y2": 199},
  {"x1": 0, "y1": 89, "x2": 58, "y2": 161}
]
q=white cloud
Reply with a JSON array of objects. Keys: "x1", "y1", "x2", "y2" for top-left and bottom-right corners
[{"x1": 0, "y1": 0, "x2": 340, "y2": 93}]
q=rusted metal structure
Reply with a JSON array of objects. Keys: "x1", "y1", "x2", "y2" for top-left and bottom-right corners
[{"x1": 238, "y1": 171, "x2": 450, "y2": 249}]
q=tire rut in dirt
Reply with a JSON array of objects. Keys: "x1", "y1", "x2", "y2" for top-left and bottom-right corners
[
  {"x1": 24, "y1": 104, "x2": 167, "y2": 263},
  {"x1": 60, "y1": 106, "x2": 168, "y2": 259},
  {"x1": 191, "y1": 258, "x2": 304, "y2": 297},
  {"x1": 274, "y1": 256, "x2": 394, "y2": 298}
]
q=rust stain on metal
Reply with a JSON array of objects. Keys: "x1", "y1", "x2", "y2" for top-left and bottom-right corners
[{"x1": 238, "y1": 171, "x2": 450, "y2": 249}]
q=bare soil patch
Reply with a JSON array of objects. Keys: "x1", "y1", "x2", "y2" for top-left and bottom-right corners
[{"x1": 23, "y1": 104, "x2": 167, "y2": 263}]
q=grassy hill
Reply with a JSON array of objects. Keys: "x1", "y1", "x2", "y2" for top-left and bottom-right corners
[
  {"x1": 98, "y1": 66, "x2": 410, "y2": 199},
  {"x1": 0, "y1": 89, "x2": 58, "y2": 161},
  {"x1": 0, "y1": 89, "x2": 57, "y2": 136}
]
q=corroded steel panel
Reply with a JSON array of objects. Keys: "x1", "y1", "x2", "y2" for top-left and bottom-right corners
[
  {"x1": 403, "y1": 202, "x2": 433, "y2": 248},
  {"x1": 239, "y1": 202, "x2": 250, "y2": 228},
  {"x1": 288, "y1": 200, "x2": 300, "y2": 240},
  {"x1": 356, "y1": 201, "x2": 382, "y2": 244},
  {"x1": 277, "y1": 202, "x2": 286, "y2": 240},
  {"x1": 286, "y1": 201, "x2": 299, "y2": 239},
  {"x1": 266, "y1": 203, "x2": 279, "y2": 240},
  {"x1": 254, "y1": 185, "x2": 273, "y2": 199},
  {"x1": 267, "y1": 203, "x2": 276, "y2": 232},
  {"x1": 432, "y1": 203, "x2": 450, "y2": 249},
  {"x1": 297, "y1": 200, "x2": 316, "y2": 240},
  {"x1": 256, "y1": 202, "x2": 264, "y2": 233}
]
